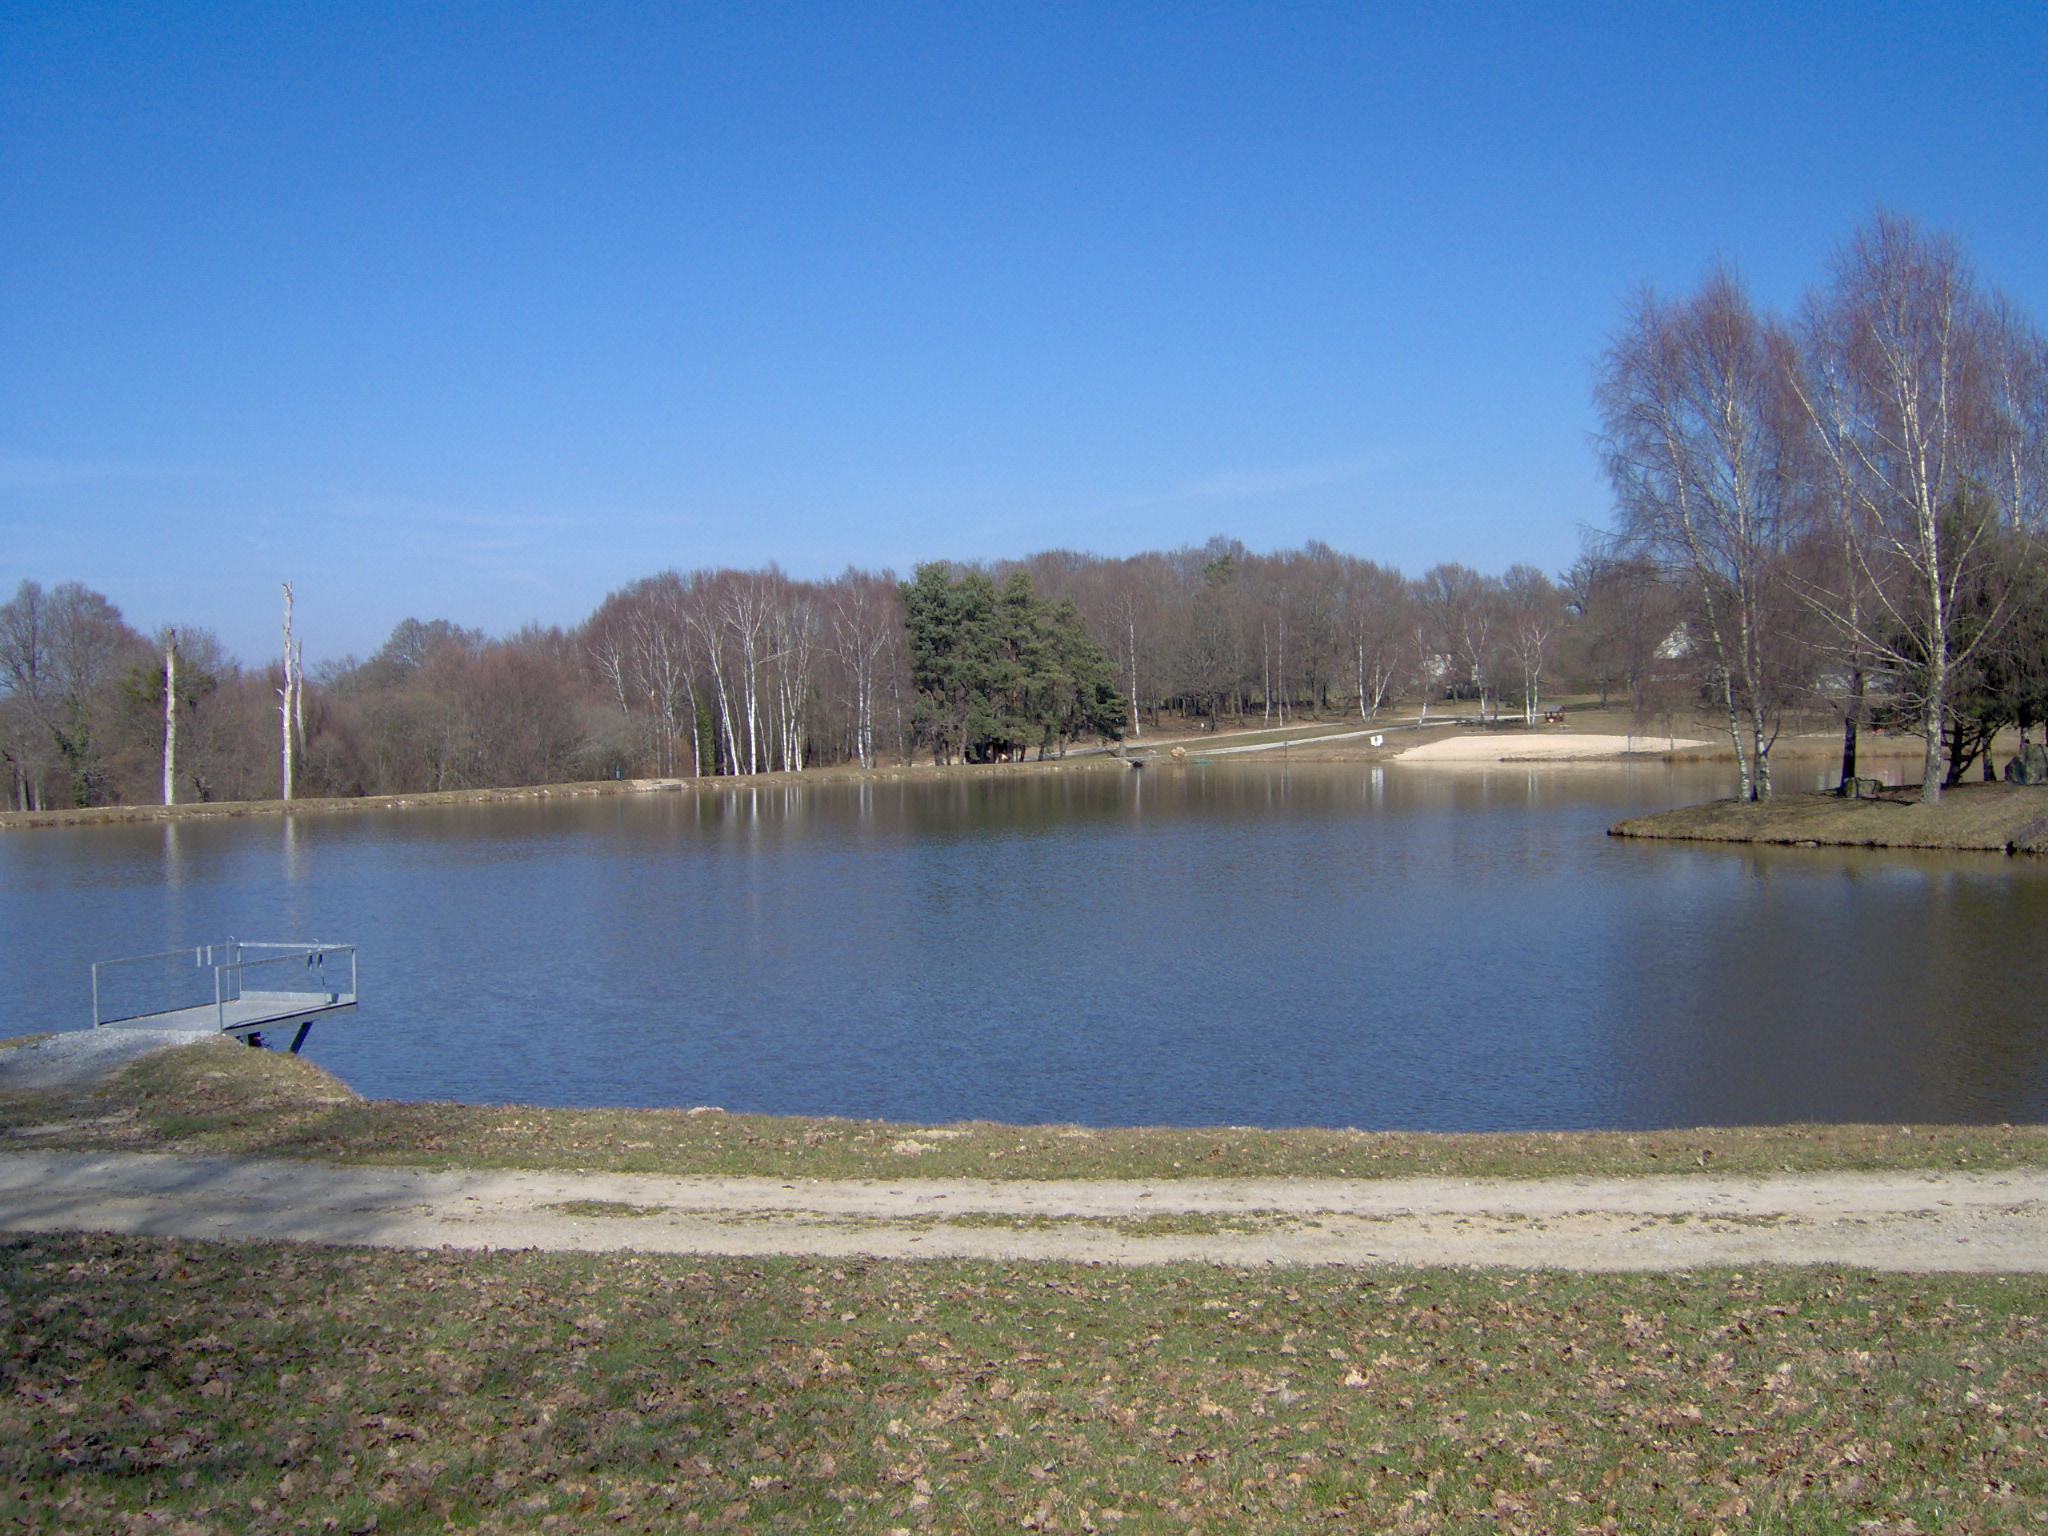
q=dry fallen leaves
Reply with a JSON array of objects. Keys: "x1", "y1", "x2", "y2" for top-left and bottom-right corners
[{"x1": 3, "y1": 1233, "x2": 2046, "y2": 1533}]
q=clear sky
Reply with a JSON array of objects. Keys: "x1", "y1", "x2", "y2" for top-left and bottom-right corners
[{"x1": 4, "y1": 3, "x2": 2045, "y2": 663}]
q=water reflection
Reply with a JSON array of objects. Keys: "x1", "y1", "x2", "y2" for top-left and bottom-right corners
[{"x1": 3, "y1": 763, "x2": 2044, "y2": 1130}]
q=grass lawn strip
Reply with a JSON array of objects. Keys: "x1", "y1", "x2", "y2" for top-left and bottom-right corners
[
  {"x1": 6, "y1": 1038, "x2": 2045, "y2": 1186},
  {"x1": 6, "y1": 1231, "x2": 2044, "y2": 1535}
]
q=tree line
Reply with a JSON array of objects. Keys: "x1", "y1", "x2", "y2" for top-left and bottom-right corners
[
  {"x1": 5, "y1": 215, "x2": 2040, "y2": 812},
  {"x1": 0, "y1": 545, "x2": 1617, "y2": 810}
]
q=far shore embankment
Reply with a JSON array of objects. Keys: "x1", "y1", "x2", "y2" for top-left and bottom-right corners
[
  {"x1": 0, "y1": 708, "x2": 1920, "y2": 833},
  {"x1": 1613, "y1": 781, "x2": 2048, "y2": 855},
  {"x1": 0, "y1": 755, "x2": 1138, "y2": 833},
  {"x1": 0, "y1": 766, "x2": 895, "y2": 832},
  {"x1": 0, "y1": 714, "x2": 1547, "y2": 832}
]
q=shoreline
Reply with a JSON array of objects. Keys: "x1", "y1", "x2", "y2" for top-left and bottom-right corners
[
  {"x1": 4, "y1": 1038, "x2": 2046, "y2": 1268},
  {"x1": 0, "y1": 719, "x2": 1872, "y2": 832},
  {"x1": 8, "y1": 1034, "x2": 2045, "y2": 1186},
  {"x1": 0, "y1": 757, "x2": 1132, "y2": 833}
]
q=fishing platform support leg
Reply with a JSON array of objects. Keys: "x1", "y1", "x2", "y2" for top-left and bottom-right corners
[{"x1": 289, "y1": 1022, "x2": 313, "y2": 1054}]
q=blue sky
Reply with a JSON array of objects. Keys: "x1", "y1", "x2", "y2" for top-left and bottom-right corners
[{"x1": 4, "y1": 3, "x2": 2045, "y2": 663}]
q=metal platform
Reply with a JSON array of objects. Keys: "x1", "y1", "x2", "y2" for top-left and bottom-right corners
[{"x1": 92, "y1": 941, "x2": 357, "y2": 1052}]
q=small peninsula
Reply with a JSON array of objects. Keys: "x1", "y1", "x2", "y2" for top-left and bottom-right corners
[{"x1": 1612, "y1": 780, "x2": 2048, "y2": 854}]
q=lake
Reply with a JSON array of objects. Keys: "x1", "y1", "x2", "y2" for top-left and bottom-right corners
[{"x1": 3, "y1": 761, "x2": 2044, "y2": 1131}]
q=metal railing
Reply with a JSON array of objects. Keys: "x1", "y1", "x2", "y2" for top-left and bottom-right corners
[{"x1": 93, "y1": 941, "x2": 358, "y2": 1033}]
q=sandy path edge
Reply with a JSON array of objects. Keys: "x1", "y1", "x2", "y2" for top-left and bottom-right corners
[{"x1": 2, "y1": 1151, "x2": 2043, "y2": 1272}]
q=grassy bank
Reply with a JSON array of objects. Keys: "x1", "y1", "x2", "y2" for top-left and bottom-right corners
[
  {"x1": 6, "y1": 1230, "x2": 2044, "y2": 1535},
  {"x1": 1612, "y1": 782, "x2": 2048, "y2": 855},
  {"x1": 10, "y1": 1045, "x2": 2048, "y2": 1532},
  {"x1": 6, "y1": 1038, "x2": 2046, "y2": 1184}
]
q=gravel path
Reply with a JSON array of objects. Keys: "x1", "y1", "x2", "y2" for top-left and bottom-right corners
[
  {"x1": 0, "y1": 1029, "x2": 215, "y2": 1092},
  {"x1": 2, "y1": 1150, "x2": 2042, "y2": 1271}
]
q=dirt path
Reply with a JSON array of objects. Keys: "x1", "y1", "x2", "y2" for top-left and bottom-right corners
[{"x1": 3, "y1": 1150, "x2": 2043, "y2": 1270}]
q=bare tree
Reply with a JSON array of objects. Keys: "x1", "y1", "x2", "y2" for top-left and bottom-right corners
[
  {"x1": 0, "y1": 580, "x2": 145, "y2": 807},
  {"x1": 828, "y1": 569, "x2": 900, "y2": 768},
  {"x1": 770, "y1": 575, "x2": 819, "y2": 771},
  {"x1": 1791, "y1": 215, "x2": 2036, "y2": 801},
  {"x1": 1416, "y1": 564, "x2": 1495, "y2": 718},
  {"x1": 0, "y1": 580, "x2": 53, "y2": 809},
  {"x1": 1105, "y1": 559, "x2": 1154, "y2": 738},
  {"x1": 1597, "y1": 266, "x2": 1800, "y2": 799},
  {"x1": 584, "y1": 572, "x2": 700, "y2": 775},
  {"x1": 1340, "y1": 559, "x2": 1408, "y2": 718},
  {"x1": 1500, "y1": 565, "x2": 1564, "y2": 724},
  {"x1": 1986, "y1": 293, "x2": 2048, "y2": 533},
  {"x1": 155, "y1": 628, "x2": 250, "y2": 802}
]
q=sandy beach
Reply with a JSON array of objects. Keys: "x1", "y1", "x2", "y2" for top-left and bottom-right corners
[{"x1": 1393, "y1": 731, "x2": 1711, "y2": 763}]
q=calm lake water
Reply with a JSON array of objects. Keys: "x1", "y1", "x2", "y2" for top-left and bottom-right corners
[{"x1": 3, "y1": 762, "x2": 2045, "y2": 1131}]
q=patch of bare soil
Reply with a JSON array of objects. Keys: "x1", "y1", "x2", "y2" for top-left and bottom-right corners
[{"x1": 3, "y1": 1150, "x2": 2042, "y2": 1272}]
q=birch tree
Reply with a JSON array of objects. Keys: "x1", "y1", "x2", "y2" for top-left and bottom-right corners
[
  {"x1": 1106, "y1": 562, "x2": 1153, "y2": 738},
  {"x1": 1791, "y1": 216, "x2": 2039, "y2": 801},
  {"x1": 1501, "y1": 565, "x2": 1564, "y2": 724},
  {"x1": 1340, "y1": 559, "x2": 1408, "y2": 719},
  {"x1": 1417, "y1": 564, "x2": 1494, "y2": 717},
  {"x1": 828, "y1": 569, "x2": 900, "y2": 769},
  {"x1": 1986, "y1": 293, "x2": 2048, "y2": 533},
  {"x1": 1596, "y1": 267, "x2": 1799, "y2": 799},
  {"x1": 770, "y1": 577, "x2": 818, "y2": 772}
]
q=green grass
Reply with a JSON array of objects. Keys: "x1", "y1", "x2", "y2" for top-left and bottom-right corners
[
  {"x1": 9, "y1": 1040, "x2": 2048, "y2": 1532},
  {"x1": 7, "y1": 1037, "x2": 2045, "y2": 1185},
  {"x1": 5, "y1": 1231, "x2": 2045, "y2": 1535}
]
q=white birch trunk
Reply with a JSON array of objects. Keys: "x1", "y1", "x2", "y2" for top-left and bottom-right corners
[
  {"x1": 162, "y1": 633, "x2": 177, "y2": 805},
  {"x1": 279, "y1": 583, "x2": 296, "y2": 802},
  {"x1": 1127, "y1": 611, "x2": 1141, "y2": 738}
]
